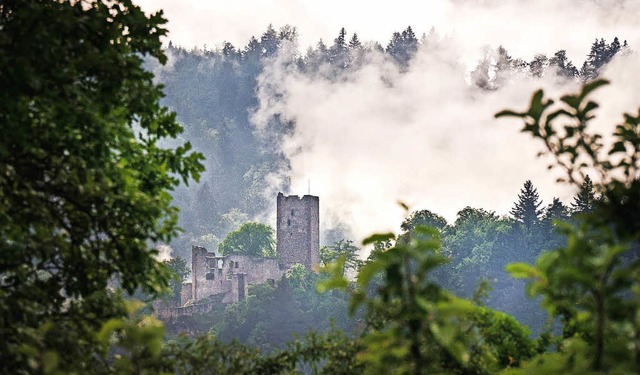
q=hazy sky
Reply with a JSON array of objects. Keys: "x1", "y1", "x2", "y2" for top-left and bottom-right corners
[
  {"x1": 139, "y1": 0, "x2": 640, "y2": 65},
  {"x1": 139, "y1": 0, "x2": 640, "y2": 241}
]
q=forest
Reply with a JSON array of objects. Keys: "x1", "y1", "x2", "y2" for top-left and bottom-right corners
[{"x1": 1, "y1": 0, "x2": 639, "y2": 374}]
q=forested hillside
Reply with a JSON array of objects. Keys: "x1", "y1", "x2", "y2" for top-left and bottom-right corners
[
  {"x1": 157, "y1": 24, "x2": 629, "y2": 260},
  {"x1": 149, "y1": 25, "x2": 632, "y2": 348}
]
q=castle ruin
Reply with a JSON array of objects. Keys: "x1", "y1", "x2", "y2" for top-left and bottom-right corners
[
  {"x1": 156, "y1": 193, "x2": 320, "y2": 319},
  {"x1": 276, "y1": 192, "x2": 320, "y2": 271}
]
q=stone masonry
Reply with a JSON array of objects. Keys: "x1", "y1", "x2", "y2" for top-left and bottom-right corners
[
  {"x1": 157, "y1": 193, "x2": 320, "y2": 319},
  {"x1": 276, "y1": 193, "x2": 320, "y2": 270}
]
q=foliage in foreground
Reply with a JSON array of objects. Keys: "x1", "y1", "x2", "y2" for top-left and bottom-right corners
[
  {"x1": 321, "y1": 228, "x2": 537, "y2": 375},
  {"x1": 0, "y1": 0, "x2": 203, "y2": 373},
  {"x1": 497, "y1": 79, "x2": 640, "y2": 373}
]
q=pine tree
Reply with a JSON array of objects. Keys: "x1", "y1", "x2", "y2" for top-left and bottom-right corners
[
  {"x1": 471, "y1": 54, "x2": 493, "y2": 90},
  {"x1": 222, "y1": 41, "x2": 238, "y2": 58},
  {"x1": 348, "y1": 33, "x2": 362, "y2": 50},
  {"x1": 529, "y1": 54, "x2": 548, "y2": 78},
  {"x1": 541, "y1": 197, "x2": 570, "y2": 249},
  {"x1": 386, "y1": 26, "x2": 418, "y2": 66},
  {"x1": 330, "y1": 27, "x2": 348, "y2": 68},
  {"x1": 260, "y1": 24, "x2": 279, "y2": 57},
  {"x1": 510, "y1": 180, "x2": 544, "y2": 228},
  {"x1": 347, "y1": 33, "x2": 363, "y2": 68},
  {"x1": 493, "y1": 46, "x2": 514, "y2": 88},
  {"x1": 549, "y1": 50, "x2": 579, "y2": 78},
  {"x1": 543, "y1": 197, "x2": 570, "y2": 222},
  {"x1": 580, "y1": 37, "x2": 625, "y2": 81},
  {"x1": 571, "y1": 175, "x2": 598, "y2": 215}
]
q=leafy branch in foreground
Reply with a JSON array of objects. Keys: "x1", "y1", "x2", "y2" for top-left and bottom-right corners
[
  {"x1": 0, "y1": 1, "x2": 204, "y2": 372},
  {"x1": 498, "y1": 80, "x2": 640, "y2": 373}
]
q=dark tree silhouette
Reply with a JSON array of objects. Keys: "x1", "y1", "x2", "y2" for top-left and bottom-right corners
[
  {"x1": 510, "y1": 180, "x2": 544, "y2": 229},
  {"x1": 571, "y1": 175, "x2": 598, "y2": 215}
]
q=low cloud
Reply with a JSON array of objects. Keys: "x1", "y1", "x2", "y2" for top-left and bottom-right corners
[{"x1": 252, "y1": 38, "x2": 640, "y2": 244}]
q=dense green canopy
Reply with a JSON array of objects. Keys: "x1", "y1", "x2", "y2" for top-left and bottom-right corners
[{"x1": 0, "y1": 0, "x2": 203, "y2": 372}]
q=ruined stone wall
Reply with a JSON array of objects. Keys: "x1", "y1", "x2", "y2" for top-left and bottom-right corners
[
  {"x1": 181, "y1": 282, "x2": 193, "y2": 306},
  {"x1": 276, "y1": 193, "x2": 320, "y2": 270},
  {"x1": 191, "y1": 246, "x2": 232, "y2": 302},
  {"x1": 191, "y1": 246, "x2": 208, "y2": 301},
  {"x1": 190, "y1": 247, "x2": 283, "y2": 303},
  {"x1": 155, "y1": 301, "x2": 215, "y2": 321},
  {"x1": 226, "y1": 254, "x2": 282, "y2": 285}
]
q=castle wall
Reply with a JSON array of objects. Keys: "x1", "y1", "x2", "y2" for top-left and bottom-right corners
[
  {"x1": 178, "y1": 193, "x2": 320, "y2": 313},
  {"x1": 191, "y1": 246, "x2": 208, "y2": 302},
  {"x1": 181, "y1": 282, "x2": 193, "y2": 306},
  {"x1": 226, "y1": 255, "x2": 282, "y2": 285},
  {"x1": 276, "y1": 193, "x2": 320, "y2": 270},
  {"x1": 190, "y1": 247, "x2": 283, "y2": 303}
]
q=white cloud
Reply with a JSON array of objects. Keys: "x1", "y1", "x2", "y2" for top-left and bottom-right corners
[
  {"x1": 139, "y1": 0, "x2": 640, "y2": 64},
  {"x1": 252, "y1": 40, "x2": 640, "y2": 243}
]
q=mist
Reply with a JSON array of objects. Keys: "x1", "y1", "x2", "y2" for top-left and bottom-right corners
[
  {"x1": 251, "y1": 37, "x2": 640, "y2": 243},
  {"x1": 139, "y1": 0, "x2": 640, "y2": 250},
  {"x1": 139, "y1": 0, "x2": 640, "y2": 65}
]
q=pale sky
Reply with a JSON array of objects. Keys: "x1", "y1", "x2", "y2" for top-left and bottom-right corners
[{"x1": 139, "y1": 0, "x2": 640, "y2": 66}]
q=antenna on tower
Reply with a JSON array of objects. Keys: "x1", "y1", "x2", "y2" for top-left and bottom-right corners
[{"x1": 308, "y1": 179, "x2": 311, "y2": 195}]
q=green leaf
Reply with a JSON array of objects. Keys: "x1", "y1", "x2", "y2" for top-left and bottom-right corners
[
  {"x1": 356, "y1": 260, "x2": 385, "y2": 286},
  {"x1": 580, "y1": 78, "x2": 610, "y2": 100},
  {"x1": 362, "y1": 232, "x2": 395, "y2": 246},
  {"x1": 97, "y1": 318, "x2": 124, "y2": 345},
  {"x1": 495, "y1": 109, "x2": 524, "y2": 118},
  {"x1": 506, "y1": 263, "x2": 539, "y2": 279},
  {"x1": 609, "y1": 142, "x2": 627, "y2": 154}
]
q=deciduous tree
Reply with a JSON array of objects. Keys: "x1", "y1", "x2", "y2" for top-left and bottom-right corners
[
  {"x1": 218, "y1": 222, "x2": 276, "y2": 257},
  {"x1": 0, "y1": 0, "x2": 204, "y2": 372}
]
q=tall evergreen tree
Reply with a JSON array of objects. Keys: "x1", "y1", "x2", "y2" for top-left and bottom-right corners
[
  {"x1": 571, "y1": 175, "x2": 598, "y2": 215},
  {"x1": 541, "y1": 197, "x2": 570, "y2": 249},
  {"x1": 386, "y1": 26, "x2": 418, "y2": 66},
  {"x1": 549, "y1": 50, "x2": 579, "y2": 78},
  {"x1": 244, "y1": 36, "x2": 261, "y2": 59},
  {"x1": 260, "y1": 24, "x2": 279, "y2": 57},
  {"x1": 580, "y1": 37, "x2": 624, "y2": 81},
  {"x1": 493, "y1": 46, "x2": 514, "y2": 88},
  {"x1": 471, "y1": 53, "x2": 493, "y2": 90},
  {"x1": 329, "y1": 27, "x2": 348, "y2": 68},
  {"x1": 529, "y1": 54, "x2": 548, "y2": 78},
  {"x1": 222, "y1": 41, "x2": 238, "y2": 59},
  {"x1": 348, "y1": 33, "x2": 362, "y2": 50},
  {"x1": 510, "y1": 180, "x2": 544, "y2": 228},
  {"x1": 543, "y1": 197, "x2": 570, "y2": 223},
  {"x1": 347, "y1": 33, "x2": 363, "y2": 68}
]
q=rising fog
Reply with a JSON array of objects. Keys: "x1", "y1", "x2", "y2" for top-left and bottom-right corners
[
  {"x1": 250, "y1": 40, "x2": 640, "y2": 242},
  {"x1": 141, "y1": 0, "x2": 640, "y2": 247}
]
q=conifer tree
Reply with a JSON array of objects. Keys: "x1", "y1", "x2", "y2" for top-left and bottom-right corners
[
  {"x1": 386, "y1": 26, "x2": 418, "y2": 66},
  {"x1": 510, "y1": 180, "x2": 544, "y2": 229},
  {"x1": 543, "y1": 197, "x2": 570, "y2": 222},
  {"x1": 549, "y1": 50, "x2": 579, "y2": 78},
  {"x1": 330, "y1": 27, "x2": 348, "y2": 68},
  {"x1": 571, "y1": 175, "x2": 598, "y2": 215},
  {"x1": 348, "y1": 33, "x2": 362, "y2": 50},
  {"x1": 260, "y1": 24, "x2": 279, "y2": 57},
  {"x1": 529, "y1": 54, "x2": 549, "y2": 78}
]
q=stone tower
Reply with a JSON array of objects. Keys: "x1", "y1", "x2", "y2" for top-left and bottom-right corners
[{"x1": 276, "y1": 192, "x2": 320, "y2": 270}]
